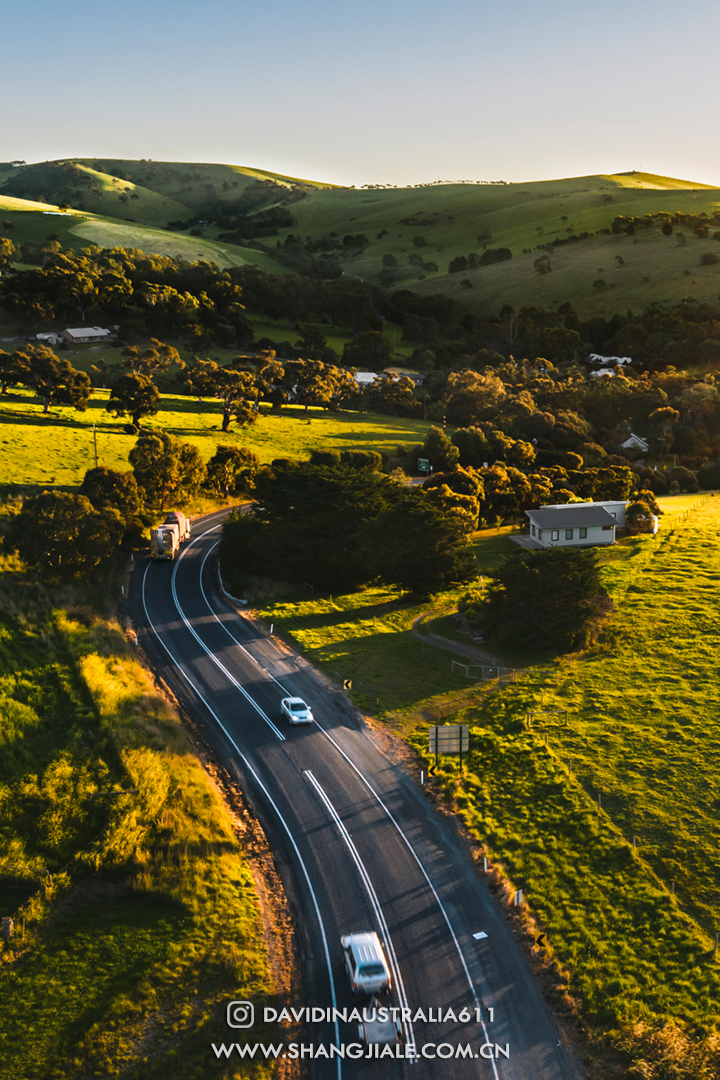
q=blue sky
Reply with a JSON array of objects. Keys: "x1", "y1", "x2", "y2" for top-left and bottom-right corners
[{"x1": 3, "y1": 0, "x2": 720, "y2": 186}]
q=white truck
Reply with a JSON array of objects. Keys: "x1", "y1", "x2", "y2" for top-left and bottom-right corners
[{"x1": 149, "y1": 511, "x2": 191, "y2": 561}]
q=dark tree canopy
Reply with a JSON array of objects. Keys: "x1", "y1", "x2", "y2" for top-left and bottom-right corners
[
  {"x1": 464, "y1": 546, "x2": 610, "y2": 654},
  {"x1": 129, "y1": 431, "x2": 206, "y2": 510},
  {"x1": 220, "y1": 464, "x2": 476, "y2": 595},
  {"x1": 79, "y1": 466, "x2": 141, "y2": 528},
  {"x1": 5, "y1": 491, "x2": 124, "y2": 581}
]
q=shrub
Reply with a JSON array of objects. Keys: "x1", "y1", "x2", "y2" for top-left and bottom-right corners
[{"x1": 700, "y1": 252, "x2": 719, "y2": 266}]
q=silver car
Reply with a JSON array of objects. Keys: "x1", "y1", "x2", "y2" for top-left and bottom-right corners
[
  {"x1": 280, "y1": 696, "x2": 314, "y2": 725},
  {"x1": 341, "y1": 932, "x2": 392, "y2": 996}
]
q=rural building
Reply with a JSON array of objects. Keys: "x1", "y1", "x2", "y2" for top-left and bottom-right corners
[
  {"x1": 587, "y1": 353, "x2": 632, "y2": 366},
  {"x1": 383, "y1": 367, "x2": 424, "y2": 385},
  {"x1": 515, "y1": 500, "x2": 626, "y2": 550},
  {"x1": 36, "y1": 332, "x2": 62, "y2": 345},
  {"x1": 354, "y1": 371, "x2": 378, "y2": 386},
  {"x1": 62, "y1": 326, "x2": 114, "y2": 344},
  {"x1": 620, "y1": 432, "x2": 649, "y2": 453}
]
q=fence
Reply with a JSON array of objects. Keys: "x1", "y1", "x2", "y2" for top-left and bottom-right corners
[{"x1": 451, "y1": 659, "x2": 517, "y2": 683}]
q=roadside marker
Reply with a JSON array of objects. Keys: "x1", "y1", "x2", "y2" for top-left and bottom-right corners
[{"x1": 473, "y1": 931, "x2": 488, "y2": 940}]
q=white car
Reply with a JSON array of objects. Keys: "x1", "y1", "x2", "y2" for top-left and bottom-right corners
[{"x1": 280, "y1": 696, "x2": 314, "y2": 725}]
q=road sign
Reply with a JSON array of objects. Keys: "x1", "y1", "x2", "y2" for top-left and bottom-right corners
[
  {"x1": 428, "y1": 725, "x2": 469, "y2": 754},
  {"x1": 343, "y1": 679, "x2": 352, "y2": 691},
  {"x1": 417, "y1": 458, "x2": 430, "y2": 474}
]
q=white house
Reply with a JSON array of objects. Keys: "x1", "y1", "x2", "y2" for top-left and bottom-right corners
[
  {"x1": 516, "y1": 500, "x2": 626, "y2": 550},
  {"x1": 36, "y1": 332, "x2": 62, "y2": 345},
  {"x1": 354, "y1": 371, "x2": 378, "y2": 387},
  {"x1": 620, "y1": 432, "x2": 649, "y2": 453},
  {"x1": 62, "y1": 326, "x2": 114, "y2": 344}
]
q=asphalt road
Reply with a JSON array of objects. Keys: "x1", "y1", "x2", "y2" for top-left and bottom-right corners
[{"x1": 129, "y1": 508, "x2": 582, "y2": 1080}]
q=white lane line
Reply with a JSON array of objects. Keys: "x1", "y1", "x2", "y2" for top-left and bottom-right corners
[
  {"x1": 195, "y1": 527, "x2": 501, "y2": 1076},
  {"x1": 168, "y1": 529, "x2": 285, "y2": 741},
  {"x1": 140, "y1": 562, "x2": 341, "y2": 1080},
  {"x1": 303, "y1": 770, "x2": 416, "y2": 1058}
]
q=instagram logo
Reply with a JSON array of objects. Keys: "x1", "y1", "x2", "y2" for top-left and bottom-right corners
[{"x1": 227, "y1": 1001, "x2": 255, "y2": 1028}]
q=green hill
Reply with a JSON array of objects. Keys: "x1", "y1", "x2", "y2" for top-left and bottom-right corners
[{"x1": 3, "y1": 160, "x2": 720, "y2": 316}]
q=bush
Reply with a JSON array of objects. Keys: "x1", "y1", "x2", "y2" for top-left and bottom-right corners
[
  {"x1": 700, "y1": 252, "x2": 719, "y2": 266},
  {"x1": 339, "y1": 449, "x2": 382, "y2": 471},
  {"x1": 309, "y1": 449, "x2": 342, "y2": 467}
]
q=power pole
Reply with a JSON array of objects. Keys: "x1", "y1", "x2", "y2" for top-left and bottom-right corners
[{"x1": 92, "y1": 424, "x2": 98, "y2": 468}]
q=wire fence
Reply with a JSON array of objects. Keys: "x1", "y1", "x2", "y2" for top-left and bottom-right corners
[{"x1": 451, "y1": 659, "x2": 517, "y2": 683}]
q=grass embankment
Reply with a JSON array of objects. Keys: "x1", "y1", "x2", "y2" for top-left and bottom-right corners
[
  {"x1": 256, "y1": 496, "x2": 720, "y2": 1065},
  {"x1": 0, "y1": 524, "x2": 281, "y2": 1079},
  {"x1": 0, "y1": 390, "x2": 433, "y2": 492}
]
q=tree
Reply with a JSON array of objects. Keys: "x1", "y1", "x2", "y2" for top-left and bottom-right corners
[
  {"x1": 216, "y1": 368, "x2": 260, "y2": 430},
  {"x1": 421, "y1": 426, "x2": 459, "y2": 472},
  {"x1": 294, "y1": 325, "x2": 327, "y2": 357},
  {"x1": 13, "y1": 344, "x2": 91, "y2": 413},
  {"x1": 444, "y1": 371, "x2": 506, "y2": 427},
  {"x1": 466, "y1": 546, "x2": 610, "y2": 653},
  {"x1": 360, "y1": 491, "x2": 477, "y2": 594},
  {"x1": 79, "y1": 466, "x2": 141, "y2": 528},
  {"x1": 106, "y1": 373, "x2": 161, "y2": 430},
  {"x1": 342, "y1": 331, "x2": 393, "y2": 370},
  {"x1": 130, "y1": 432, "x2": 206, "y2": 510},
  {"x1": 219, "y1": 464, "x2": 475, "y2": 596},
  {"x1": 121, "y1": 339, "x2": 180, "y2": 378},
  {"x1": 0, "y1": 237, "x2": 16, "y2": 271},
  {"x1": 448, "y1": 256, "x2": 468, "y2": 274},
  {"x1": 205, "y1": 445, "x2": 259, "y2": 497},
  {"x1": 649, "y1": 406, "x2": 680, "y2": 464},
  {"x1": 661, "y1": 221, "x2": 673, "y2": 236},
  {"x1": 5, "y1": 491, "x2": 124, "y2": 581},
  {"x1": 0, "y1": 349, "x2": 28, "y2": 394}
]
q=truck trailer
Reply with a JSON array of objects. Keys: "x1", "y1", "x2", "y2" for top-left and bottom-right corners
[
  {"x1": 163, "y1": 511, "x2": 191, "y2": 543},
  {"x1": 150, "y1": 522, "x2": 180, "y2": 560}
]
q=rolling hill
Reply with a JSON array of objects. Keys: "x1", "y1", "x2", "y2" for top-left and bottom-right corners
[{"x1": 2, "y1": 159, "x2": 720, "y2": 317}]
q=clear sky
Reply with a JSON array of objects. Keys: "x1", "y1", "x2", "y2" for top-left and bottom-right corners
[{"x1": 3, "y1": 0, "x2": 720, "y2": 188}]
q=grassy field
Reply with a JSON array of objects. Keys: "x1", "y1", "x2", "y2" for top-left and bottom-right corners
[
  {"x1": 0, "y1": 524, "x2": 280, "y2": 1079},
  {"x1": 0, "y1": 390, "x2": 432, "y2": 491}
]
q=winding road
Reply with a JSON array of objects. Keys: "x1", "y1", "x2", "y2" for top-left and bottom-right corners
[{"x1": 129, "y1": 508, "x2": 581, "y2": 1080}]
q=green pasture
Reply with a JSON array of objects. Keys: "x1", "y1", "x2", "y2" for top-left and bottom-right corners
[
  {"x1": 247, "y1": 313, "x2": 412, "y2": 360},
  {"x1": 410, "y1": 225, "x2": 720, "y2": 319},
  {"x1": 0, "y1": 390, "x2": 432, "y2": 491}
]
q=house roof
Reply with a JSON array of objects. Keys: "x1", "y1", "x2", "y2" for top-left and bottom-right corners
[
  {"x1": 64, "y1": 326, "x2": 111, "y2": 337},
  {"x1": 527, "y1": 505, "x2": 618, "y2": 529}
]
